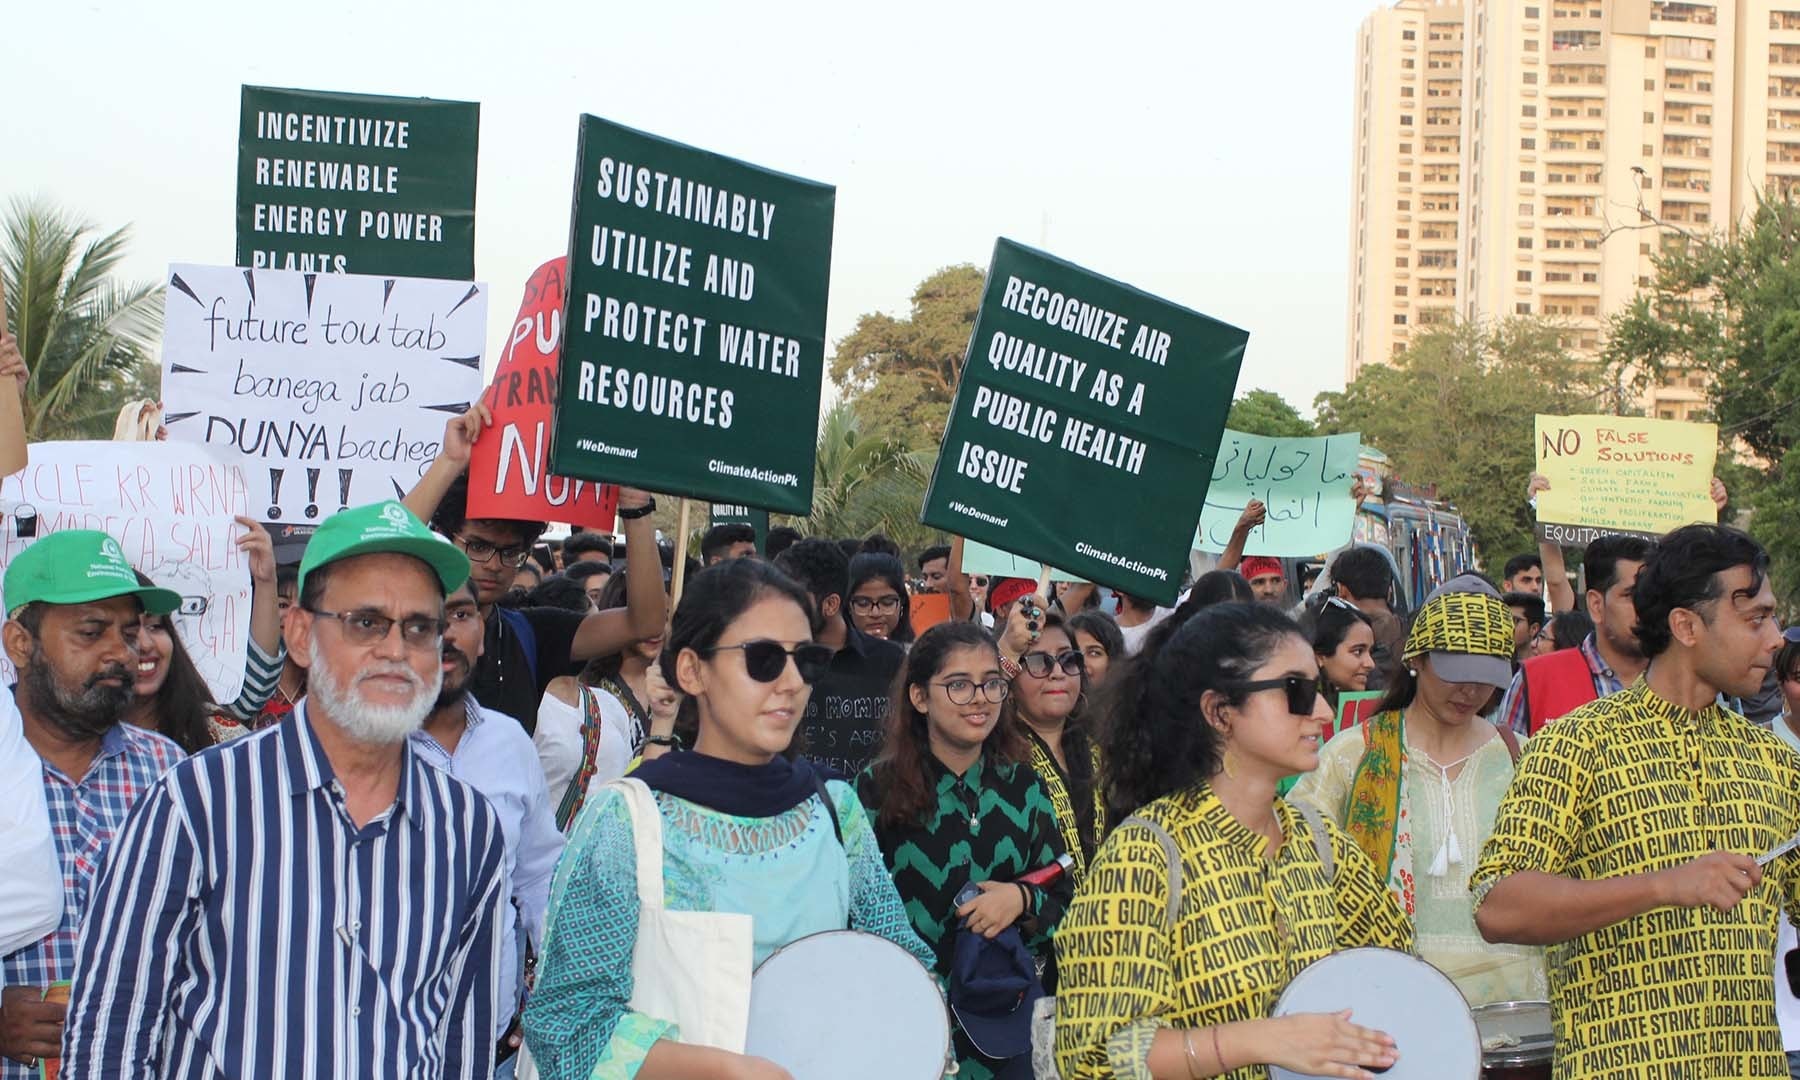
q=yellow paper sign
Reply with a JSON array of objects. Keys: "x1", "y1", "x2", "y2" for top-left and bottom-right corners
[{"x1": 1533, "y1": 414, "x2": 1718, "y2": 544}]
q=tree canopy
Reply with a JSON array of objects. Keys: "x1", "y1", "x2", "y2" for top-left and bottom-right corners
[
  {"x1": 1225, "y1": 388, "x2": 1314, "y2": 438},
  {"x1": 828, "y1": 264, "x2": 983, "y2": 452}
]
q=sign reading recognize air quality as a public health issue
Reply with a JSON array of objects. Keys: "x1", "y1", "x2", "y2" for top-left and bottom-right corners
[
  {"x1": 548, "y1": 115, "x2": 836, "y2": 516},
  {"x1": 920, "y1": 240, "x2": 1248, "y2": 605},
  {"x1": 1533, "y1": 413, "x2": 1719, "y2": 544},
  {"x1": 159, "y1": 263, "x2": 487, "y2": 522},
  {"x1": 236, "y1": 85, "x2": 479, "y2": 280}
]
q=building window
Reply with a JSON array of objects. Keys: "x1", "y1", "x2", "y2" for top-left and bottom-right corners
[
  {"x1": 1404, "y1": 29, "x2": 1416, "y2": 40},
  {"x1": 1640, "y1": 243, "x2": 1652, "y2": 255},
  {"x1": 1404, "y1": 58, "x2": 1416, "y2": 68},
  {"x1": 1397, "y1": 256, "x2": 1409, "y2": 267},
  {"x1": 1520, "y1": 203, "x2": 1533, "y2": 215},
  {"x1": 1395, "y1": 314, "x2": 1409, "y2": 325},
  {"x1": 1521, "y1": 170, "x2": 1535, "y2": 181},
  {"x1": 1519, "y1": 237, "x2": 1534, "y2": 249},
  {"x1": 1517, "y1": 302, "x2": 1533, "y2": 314},
  {"x1": 1399, "y1": 171, "x2": 1412, "y2": 181},
  {"x1": 1646, "y1": 79, "x2": 1656, "y2": 90},
  {"x1": 1522, "y1": 137, "x2": 1536, "y2": 149},
  {"x1": 1644, "y1": 144, "x2": 1655, "y2": 156},
  {"x1": 1398, "y1": 199, "x2": 1412, "y2": 209},
  {"x1": 1646, "y1": 45, "x2": 1657, "y2": 58},
  {"x1": 1523, "y1": 105, "x2": 1538, "y2": 117},
  {"x1": 1640, "y1": 275, "x2": 1653, "y2": 286},
  {"x1": 1398, "y1": 228, "x2": 1410, "y2": 238},
  {"x1": 1402, "y1": 115, "x2": 1414, "y2": 125},
  {"x1": 1525, "y1": 40, "x2": 1540, "y2": 51},
  {"x1": 1396, "y1": 285, "x2": 1409, "y2": 296},
  {"x1": 1526, "y1": 5, "x2": 1539, "y2": 15},
  {"x1": 1400, "y1": 142, "x2": 1412, "y2": 152},
  {"x1": 1524, "y1": 71, "x2": 1538, "y2": 84},
  {"x1": 1403, "y1": 87, "x2": 1415, "y2": 97},
  {"x1": 1645, "y1": 111, "x2": 1656, "y2": 123},
  {"x1": 1518, "y1": 269, "x2": 1533, "y2": 281}
]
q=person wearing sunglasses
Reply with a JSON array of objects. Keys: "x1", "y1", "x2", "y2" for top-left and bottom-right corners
[
  {"x1": 403, "y1": 403, "x2": 667, "y2": 736},
  {"x1": 524, "y1": 558, "x2": 934, "y2": 1080},
  {"x1": 996, "y1": 606, "x2": 1106, "y2": 887},
  {"x1": 847, "y1": 552, "x2": 915, "y2": 644},
  {"x1": 1055, "y1": 603, "x2": 1411, "y2": 1080},
  {"x1": 856, "y1": 620, "x2": 1071, "y2": 1079},
  {"x1": 1291, "y1": 576, "x2": 1542, "y2": 1008}
]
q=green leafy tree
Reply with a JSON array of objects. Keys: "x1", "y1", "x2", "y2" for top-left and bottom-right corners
[
  {"x1": 1603, "y1": 192, "x2": 1800, "y2": 610},
  {"x1": 801, "y1": 400, "x2": 938, "y2": 551},
  {"x1": 1226, "y1": 388, "x2": 1314, "y2": 438},
  {"x1": 829, "y1": 264, "x2": 984, "y2": 452},
  {"x1": 1315, "y1": 318, "x2": 1605, "y2": 562},
  {"x1": 3, "y1": 197, "x2": 162, "y2": 440}
]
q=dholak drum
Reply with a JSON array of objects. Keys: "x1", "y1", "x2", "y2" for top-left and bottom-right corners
[
  {"x1": 745, "y1": 929, "x2": 949, "y2": 1080},
  {"x1": 1472, "y1": 1001, "x2": 1553, "y2": 1080},
  {"x1": 1269, "y1": 948, "x2": 1480, "y2": 1080}
]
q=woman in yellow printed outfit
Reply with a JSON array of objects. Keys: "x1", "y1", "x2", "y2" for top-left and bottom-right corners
[{"x1": 1054, "y1": 603, "x2": 1412, "y2": 1080}]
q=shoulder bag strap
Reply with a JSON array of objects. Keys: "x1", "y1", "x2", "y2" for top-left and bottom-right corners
[
  {"x1": 1292, "y1": 799, "x2": 1336, "y2": 882},
  {"x1": 812, "y1": 773, "x2": 844, "y2": 847},
  {"x1": 1121, "y1": 814, "x2": 1183, "y2": 932},
  {"x1": 1495, "y1": 723, "x2": 1522, "y2": 765},
  {"x1": 610, "y1": 777, "x2": 667, "y2": 909}
]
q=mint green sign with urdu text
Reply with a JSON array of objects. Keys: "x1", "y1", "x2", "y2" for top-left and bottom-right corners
[
  {"x1": 548, "y1": 115, "x2": 836, "y2": 516},
  {"x1": 921, "y1": 239, "x2": 1248, "y2": 606}
]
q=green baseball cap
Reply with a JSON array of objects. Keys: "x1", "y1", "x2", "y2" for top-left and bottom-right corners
[
  {"x1": 4, "y1": 530, "x2": 181, "y2": 618},
  {"x1": 299, "y1": 500, "x2": 470, "y2": 596}
]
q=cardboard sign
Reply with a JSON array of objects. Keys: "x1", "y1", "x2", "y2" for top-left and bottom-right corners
[
  {"x1": 548, "y1": 115, "x2": 836, "y2": 515},
  {"x1": 1194, "y1": 430, "x2": 1363, "y2": 556},
  {"x1": 236, "y1": 85, "x2": 479, "y2": 279},
  {"x1": 1332, "y1": 690, "x2": 1385, "y2": 739},
  {"x1": 467, "y1": 258, "x2": 619, "y2": 528},
  {"x1": 0, "y1": 442, "x2": 254, "y2": 702},
  {"x1": 921, "y1": 240, "x2": 1247, "y2": 606},
  {"x1": 909, "y1": 592, "x2": 952, "y2": 634},
  {"x1": 1533, "y1": 414, "x2": 1718, "y2": 544},
  {"x1": 959, "y1": 538, "x2": 1087, "y2": 583},
  {"x1": 160, "y1": 263, "x2": 486, "y2": 522}
]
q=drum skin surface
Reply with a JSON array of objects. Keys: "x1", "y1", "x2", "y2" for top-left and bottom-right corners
[
  {"x1": 1269, "y1": 948, "x2": 1481, "y2": 1080},
  {"x1": 1472, "y1": 1000, "x2": 1553, "y2": 1080},
  {"x1": 745, "y1": 930, "x2": 950, "y2": 1080}
]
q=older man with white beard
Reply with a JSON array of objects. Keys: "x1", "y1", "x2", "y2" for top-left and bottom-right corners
[{"x1": 59, "y1": 501, "x2": 509, "y2": 1080}]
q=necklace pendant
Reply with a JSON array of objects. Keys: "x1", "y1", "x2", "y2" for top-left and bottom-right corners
[{"x1": 969, "y1": 814, "x2": 981, "y2": 835}]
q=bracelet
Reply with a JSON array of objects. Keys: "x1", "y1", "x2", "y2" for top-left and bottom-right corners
[
  {"x1": 1210, "y1": 1026, "x2": 1226, "y2": 1073},
  {"x1": 1015, "y1": 882, "x2": 1032, "y2": 917},
  {"x1": 999, "y1": 654, "x2": 1022, "y2": 681},
  {"x1": 617, "y1": 497, "x2": 657, "y2": 520},
  {"x1": 1181, "y1": 1030, "x2": 1203, "y2": 1080},
  {"x1": 644, "y1": 733, "x2": 682, "y2": 749}
]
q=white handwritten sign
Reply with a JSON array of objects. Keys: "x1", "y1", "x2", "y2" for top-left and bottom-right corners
[
  {"x1": 160, "y1": 263, "x2": 486, "y2": 522},
  {"x1": 0, "y1": 442, "x2": 253, "y2": 701},
  {"x1": 1193, "y1": 430, "x2": 1363, "y2": 556}
]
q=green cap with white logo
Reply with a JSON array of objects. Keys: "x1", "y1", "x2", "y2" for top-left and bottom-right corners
[
  {"x1": 298, "y1": 500, "x2": 470, "y2": 596},
  {"x1": 4, "y1": 530, "x2": 182, "y2": 618}
]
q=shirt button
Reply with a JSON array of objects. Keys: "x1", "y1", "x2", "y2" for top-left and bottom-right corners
[{"x1": 351, "y1": 1006, "x2": 361, "y2": 1017}]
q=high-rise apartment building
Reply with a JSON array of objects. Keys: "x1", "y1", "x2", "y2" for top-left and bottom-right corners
[{"x1": 1349, "y1": 0, "x2": 1800, "y2": 420}]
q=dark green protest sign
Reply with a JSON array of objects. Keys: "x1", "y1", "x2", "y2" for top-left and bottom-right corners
[
  {"x1": 921, "y1": 239, "x2": 1248, "y2": 605},
  {"x1": 548, "y1": 115, "x2": 835, "y2": 516},
  {"x1": 709, "y1": 503, "x2": 770, "y2": 551},
  {"x1": 236, "y1": 85, "x2": 478, "y2": 279}
]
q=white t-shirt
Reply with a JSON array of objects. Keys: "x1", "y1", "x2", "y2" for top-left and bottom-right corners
[
  {"x1": 0, "y1": 683, "x2": 63, "y2": 962},
  {"x1": 533, "y1": 685, "x2": 641, "y2": 828}
]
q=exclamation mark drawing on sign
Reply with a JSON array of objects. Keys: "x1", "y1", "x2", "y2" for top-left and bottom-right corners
[
  {"x1": 267, "y1": 469, "x2": 285, "y2": 520},
  {"x1": 337, "y1": 470, "x2": 353, "y2": 512},
  {"x1": 304, "y1": 468, "x2": 321, "y2": 519}
]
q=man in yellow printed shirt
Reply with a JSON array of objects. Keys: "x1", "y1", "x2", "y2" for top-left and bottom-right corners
[{"x1": 1471, "y1": 524, "x2": 1796, "y2": 1080}]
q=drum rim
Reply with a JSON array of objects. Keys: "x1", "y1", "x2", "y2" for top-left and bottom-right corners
[
  {"x1": 1471, "y1": 998, "x2": 1554, "y2": 1065},
  {"x1": 749, "y1": 928, "x2": 952, "y2": 1071},
  {"x1": 1270, "y1": 947, "x2": 1481, "y2": 1080}
]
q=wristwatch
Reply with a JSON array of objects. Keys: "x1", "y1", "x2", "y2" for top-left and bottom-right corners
[
  {"x1": 618, "y1": 497, "x2": 657, "y2": 520},
  {"x1": 645, "y1": 733, "x2": 682, "y2": 749}
]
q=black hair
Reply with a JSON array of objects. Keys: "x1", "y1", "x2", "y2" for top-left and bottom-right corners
[
  {"x1": 701, "y1": 523, "x2": 758, "y2": 563},
  {"x1": 564, "y1": 559, "x2": 612, "y2": 582},
  {"x1": 1066, "y1": 610, "x2": 1125, "y2": 663},
  {"x1": 427, "y1": 470, "x2": 547, "y2": 547},
  {"x1": 1584, "y1": 534, "x2": 1656, "y2": 597},
  {"x1": 563, "y1": 532, "x2": 614, "y2": 562},
  {"x1": 275, "y1": 565, "x2": 300, "y2": 597},
  {"x1": 1001, "y1": 615, "x2": 1100, "y2": 850},
  {"x1": 579, "y1": 571, "x2": 635, "y2": 683},
  {"x1": 657, "y1": 558, "x2": 815, "y2": 732},
  {"x1": 1551, "y1": 609, "x2": 1594, "y2": 651},
  {"x1": 1134, "y1": 571, "x2": 1256, "y2": 660},
  {"x1": 1503, "y1": 553, "x2": 1543, "y2": 580},
  {"x1": 859, "y1": 533, "x2": 901, "y2": 558},
  {"x1": 531, "y1": 545, "x2": 556, "y2": 574},
  {"x1": 1330, "y1": 546, "x2": 1393, "y2": 603},
  {"x1": 514, "y1": 562, "x2": 544, "y2": 587},
  {"x1": 835, "y1": 537, "x2": 863, "y2": 561},
  {"x1": 917, "y1": 544, "x2": 951, "y2": 572},
  {"x1": 1504, "y1": 592, "x2": 1546, "y2": 632},
  {"x1": 1308, "y1": 598, "x2": 1374, "y2": 660},
  {"x1": 765, "y1": 525, "x2": 803, "y2": 560},
  {"x1": 1777, "y1": 637, "x2": 1800, "y2": 686},
  {"x1": 774, "y1": 537, "x2": 850, "y2": 614},
  {"x1": 525, "y1": 574, "x2": 594, "y2": 614},
  {"x1": 847, "y1": 552, "x2": 914, "y2": 643},
  {"x1": 1631, "y1": 524, "x2": 1769, "y2": 659},
  {"x1": 1103, "y1": 603, "x2": 1304, "y2": 818},
  {"x1": 133, "y1": 570, "x2": 218, "y2": 754}
]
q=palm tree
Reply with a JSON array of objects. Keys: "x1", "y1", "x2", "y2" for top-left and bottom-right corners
[
  {"x1": 2, "y1": 197, "x2": 163, "y2": 440},
  {"x1": 801, "y1": 400, "x2": 939, "y2": 550}
]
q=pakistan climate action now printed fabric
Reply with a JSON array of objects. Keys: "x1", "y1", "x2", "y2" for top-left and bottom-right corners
[{"x1": 1471, "y1": 680, "x2": 1800, "y2": 1080}]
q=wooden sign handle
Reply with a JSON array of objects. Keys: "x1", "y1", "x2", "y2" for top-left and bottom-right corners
[{"x1": 0, "y1": 274, "x2": 25, "y2": 476}]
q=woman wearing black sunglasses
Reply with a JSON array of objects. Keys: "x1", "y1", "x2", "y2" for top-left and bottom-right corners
[
  {"x1": 1055, "y1": 603, "x2": 1411, "y2": 1080},
  {"x1": 524, "y1": 559, "x2": 935, "y2": 1080},
  {"x1": 857, "y1": 620, "x2": 1071, "y2": 1079}
]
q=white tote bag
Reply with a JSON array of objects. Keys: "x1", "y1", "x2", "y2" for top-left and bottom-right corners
[{"x1": 514, "y1": 777, "x2": 754, "y2": 1079}]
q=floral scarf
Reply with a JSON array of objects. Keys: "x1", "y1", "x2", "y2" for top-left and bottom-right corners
[{"x1": 1345, "y1": 709, "x2": 1416, "y2": 917}]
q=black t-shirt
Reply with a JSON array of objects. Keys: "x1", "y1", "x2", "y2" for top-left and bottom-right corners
[
  {"x1": 799, "y1": 624, "x2": 905, "y2": 778},
  {"x1": 471, "y1": 605, "x2": 586, "y2": 734}
]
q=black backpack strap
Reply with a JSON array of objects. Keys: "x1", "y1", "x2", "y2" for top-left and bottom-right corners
[{"x1": 813, "y1": 773, "x2": 844, "y2": 846}]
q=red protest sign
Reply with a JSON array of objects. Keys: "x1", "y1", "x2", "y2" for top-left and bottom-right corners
[{"x1": 468, "y1": 258, "x2": 618, "y2": 528}]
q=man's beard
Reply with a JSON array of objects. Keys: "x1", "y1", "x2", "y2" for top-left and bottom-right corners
[
  {"x1": 432, "y1": 644, "x2": 471, "y2": 711},
  {"x1": 1602, "y1": 616, "x2": 1645, "y2": 661},
  {"x1": 19, "y1": 643, "x2": 132, "y2": 740},
  {"x1": 306, "y1": 638, "x2": 441, "y2": 744}
]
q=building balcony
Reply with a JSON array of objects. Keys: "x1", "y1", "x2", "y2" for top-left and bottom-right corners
[{"x1": 1653, "y1": 2, "x2": 1719, "y2": 25}]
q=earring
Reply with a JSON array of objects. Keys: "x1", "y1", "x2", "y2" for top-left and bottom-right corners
[{"x1": 1408, "y1": 668, "x2": 1418, "y2": 677}]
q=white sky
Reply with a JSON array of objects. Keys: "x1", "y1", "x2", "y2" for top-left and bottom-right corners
[{"x1": 3, "y1": 0, "x2": 1370, "y2": 418}]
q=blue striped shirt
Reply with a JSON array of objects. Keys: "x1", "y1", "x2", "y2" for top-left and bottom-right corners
[{"x1": 59, "y1": 701, "x2": 508, "y2": 1080}]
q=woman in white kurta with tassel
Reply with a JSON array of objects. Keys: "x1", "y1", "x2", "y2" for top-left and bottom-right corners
[{"x1": 1291, "y1": 576, "x2": 1547, "y2": 1007}]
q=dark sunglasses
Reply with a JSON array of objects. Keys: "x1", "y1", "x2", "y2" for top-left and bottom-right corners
[
  {"x1": 1233, "y1": 675, "x2": 1321, "y2": 717},
  {"x1": 1021, "y1": 648, "x2": 1084, "y2": 679},
  {"x1": 703, "y1": 639, "x2": 835, "y2": 684}
]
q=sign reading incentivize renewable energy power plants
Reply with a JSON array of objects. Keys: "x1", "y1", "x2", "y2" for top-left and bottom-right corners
[
  {"x1": 547, "y1": 115, "x2": 836, "y2": 516},
  {"x1": 921, "y1": 240, "x2": 1248, "y2": 605}
]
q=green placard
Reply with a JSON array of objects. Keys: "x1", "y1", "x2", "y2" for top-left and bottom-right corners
[
  {"x1": 709, "y1": 503, "x2": 770, "y2": 551},
  {"x1": 920, "y1": 239, "x2": 1247, "y2": 606},
  {"x1": 236, "y1": 85, "x2": 479, "y2": 280},
  {"x1": 548, "y1": 115, "x2": 836, "y2": 516}
]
